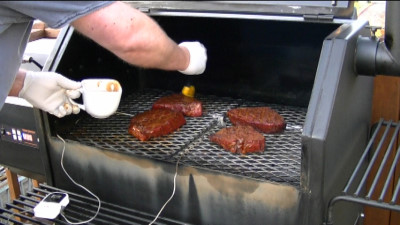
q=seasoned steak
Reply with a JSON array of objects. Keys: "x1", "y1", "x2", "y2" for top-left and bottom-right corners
[
  {"x1": 128, "y1": 108, "x2": 186, "y2": 141},
  {"x1": 227, "y1": 107, "x2": 286, "y2": 133},
  {"x1": 152, "y1": 94, "x2": 203, "y2": 117},
  {"x1": 210, "y1": 125, "x2": 265, "y2": 154}
]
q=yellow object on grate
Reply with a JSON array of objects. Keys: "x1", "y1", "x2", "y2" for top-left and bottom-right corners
[{"x1": 181, "y1": 85, "x2": 195, "y2": 97}]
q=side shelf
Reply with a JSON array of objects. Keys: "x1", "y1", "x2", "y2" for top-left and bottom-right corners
[{"x1": 325, "y1": 119, "x2": 400, "y2": 225}]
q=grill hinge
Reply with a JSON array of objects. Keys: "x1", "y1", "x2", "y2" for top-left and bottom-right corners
[
  {"x1": 303, "y1": 14, "x2": 334, "y2": 22},
  {"x1": 137, "y1": 7, "x2": 150, "y2": 13}
]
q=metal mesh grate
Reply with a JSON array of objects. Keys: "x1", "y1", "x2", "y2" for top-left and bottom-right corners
[
  {"x1": 0, "y1": 184, "x2": 190, "y2": 225},
  {"x1": 60, "y1": 89, "x2": 306, "y2": 186}
]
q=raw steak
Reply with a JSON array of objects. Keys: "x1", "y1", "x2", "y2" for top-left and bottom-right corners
[
  {"x1": 152, "y1": 93, "x2": 203, "y2": 117},
  {"x1": 227, "y1": 107, "x2": 286, "y2": 133},
  {"x1": 210, "y1": 125, "x2": 265, "y2": 154},
  {"x1": 128, "y1": 108, "x2": 186, "y2": 141}
]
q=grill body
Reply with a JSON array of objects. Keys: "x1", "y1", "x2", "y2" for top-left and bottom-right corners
[
  {"x1": 1, "y1": 2, "x2": 376, "y2": 225},
  {"x1": 50, "y1": 91, "x2": 305, "y2": 225},
  {"x1": 0, "y1": 102, "x2": 49, "y2": 182}
]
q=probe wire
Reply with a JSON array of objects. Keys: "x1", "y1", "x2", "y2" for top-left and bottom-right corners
[
  {"x1": 149, "y1": 153, "x2": 183, "y2": 225},
  {"x1": 57, "y1": 134, "x2": 101, "y2": 224},
  {"x1": 58, "y1": 118, "x2": 183, "y2": 225}
]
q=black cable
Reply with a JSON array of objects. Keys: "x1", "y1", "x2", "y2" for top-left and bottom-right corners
[{"x1": 28, "y1": 57, "x2": 43, "y2": 70}]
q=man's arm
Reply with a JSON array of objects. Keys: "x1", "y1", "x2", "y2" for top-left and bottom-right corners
[
  {"x1": 71, "y1": 1, "x2": 190, "y2": 71},
  {"x1": 8, "y1": 69, "x2": 26, "y2": 97}
]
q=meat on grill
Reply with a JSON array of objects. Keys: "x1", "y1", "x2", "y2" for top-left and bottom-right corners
[
  {"x1": 152, "y1": 93, "x2": 203, "y2": 117},
  {"x1": 128, "y1": 108, "x2": 186, "y2": 141},
  {"x1": 210, "y1": 125, "x2": 265, "y2": 154},
  {"x1": 227, "y1": 107, "x2": 286, "y2": 133}
]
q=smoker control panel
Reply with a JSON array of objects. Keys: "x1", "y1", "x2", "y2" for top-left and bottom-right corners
[{"x1": 0, "y1": 124, "x2": 39, "y2": 149}]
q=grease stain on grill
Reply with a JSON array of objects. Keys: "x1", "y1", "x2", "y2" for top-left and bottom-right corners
[{"x1": 60, "y1": 89, "x2": 305, "y2": 187}]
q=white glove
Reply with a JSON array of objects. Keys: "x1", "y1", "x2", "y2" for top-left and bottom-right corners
[
  {"x1": 18, "y1": 71, "x2": 82, "y2": 118},
  {"x1": 178, "y1": 41, "x2": 207, "y2": 75}
]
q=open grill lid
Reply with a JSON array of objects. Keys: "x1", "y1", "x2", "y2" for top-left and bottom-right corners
[{"x1": 127, "y1": 1, "x2": 356, "y2": 22}]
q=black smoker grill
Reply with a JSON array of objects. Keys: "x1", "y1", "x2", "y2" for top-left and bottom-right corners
[{"x1": 2, "y1": 1, "x2": 400, "y2": 225}]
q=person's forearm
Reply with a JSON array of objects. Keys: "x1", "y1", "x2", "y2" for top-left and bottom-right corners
[
  {"x1": 71, "y1": 1, "x2": 190, "y2": 71},
  {"x1": 8, "y1": 69, "x2": 26, "y2": 97}
]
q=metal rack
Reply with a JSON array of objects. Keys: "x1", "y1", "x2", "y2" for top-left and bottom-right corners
[
  {"x1": 325, "y1": 119, "x2": 400, "y2": 225},
  {"x1": 0, "y1": 184, "x2": 190, "y2": 225}
]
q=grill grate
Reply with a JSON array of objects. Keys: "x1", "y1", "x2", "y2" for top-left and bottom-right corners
[
  {"x1": 0, "y1": 184, "x2": 189, "y2": 225},
  {"x1": 60, "y1": 89, "x2": 305, "y2": 186}
]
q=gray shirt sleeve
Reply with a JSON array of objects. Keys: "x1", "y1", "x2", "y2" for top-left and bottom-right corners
[
  {"x1": 0, "y1": 1, "x2": 115, "y2": 28},
  {"x1": 0, "y1": 1, "x2": 115, "y2": 112}
]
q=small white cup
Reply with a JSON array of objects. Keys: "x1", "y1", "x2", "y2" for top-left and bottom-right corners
[{"x1": 70, "y1": 79, "x2": 122, "y2": 119}]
